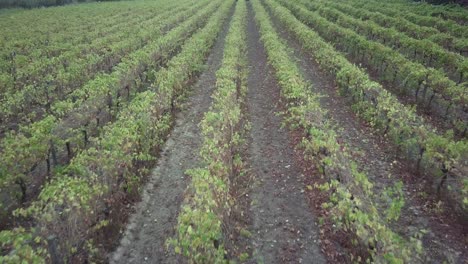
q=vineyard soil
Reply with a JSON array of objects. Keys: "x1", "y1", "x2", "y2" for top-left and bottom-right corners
[{"x1": 242, "y1": 3, "x2": 326, "y2": 262}]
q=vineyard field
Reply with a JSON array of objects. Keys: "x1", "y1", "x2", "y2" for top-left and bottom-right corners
[{"x1": 0, "y1": 0, "x2": 467, "y2": 263}]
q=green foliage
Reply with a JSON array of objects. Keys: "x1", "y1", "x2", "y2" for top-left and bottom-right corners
[
  {"x1": 169, "y1": 168, "x2": 226, "y2": 263},
  {"x1": 0, "y1": 0, "x2": 191, "y2": 122},
  {"x1": 382, "y1": 181, "x2": 405, "y2": 222},
  {"x1": 326, "y1": 0, "x2": 466, "y2": 53},
  {"x1": 169, "y1": 1, "x2": 247, "y2": 261},
  {"x1": 252, "y1": 0, "x2": 424, "y2": 261},
  {"x1": 270, "y1": 0, "x2": 468, "y2": 214},
  {"x1": 283, "y1": 0, "x2": 467, "y2": 136},
  {"x1": 0, "y1": 228, "x2": 49, "y2": 263},
  {"x1": 0, "y1": 0, "x2": 215, "y2": 208},
  {"x1": 350, "y1": 0, "x2": 468, "y2": 39},
  {"x1": 0, "y1": 0, "x2": 227, "y2": 261}
]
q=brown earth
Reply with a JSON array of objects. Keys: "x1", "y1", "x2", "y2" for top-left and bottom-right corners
[{"x1": 241, "y1": 2, "x2": 326, "y2": 263}]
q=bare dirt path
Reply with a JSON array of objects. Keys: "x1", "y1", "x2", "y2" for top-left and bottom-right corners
[
  {"x1": 268, "y1": 6, "x2": 467, "y2": 263},
  {"x1": 243, "y1": 3, "x2": 326, "y2": 263},
  {"x1": 109, "y1": 10, "x2": 232, "y2": 263}
]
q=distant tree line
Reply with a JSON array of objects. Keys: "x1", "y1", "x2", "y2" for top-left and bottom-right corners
[{"x1": 0, "y1": 0, "x2": 120, "y2": 9}]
